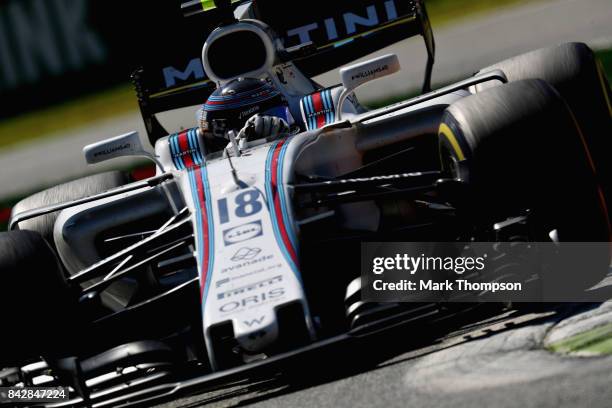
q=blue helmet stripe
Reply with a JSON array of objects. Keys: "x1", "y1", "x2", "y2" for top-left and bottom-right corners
[
  {"x1": 207, "y1": 83, "x2": 273, "y2": 100},
  {"x1": 204, "y1": 93, "x2": 281, "y2": 111}
]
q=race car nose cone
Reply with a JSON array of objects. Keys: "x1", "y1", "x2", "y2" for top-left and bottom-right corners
[{"x1": 234, "y1": 313, "x2": 279, "y2": 352}]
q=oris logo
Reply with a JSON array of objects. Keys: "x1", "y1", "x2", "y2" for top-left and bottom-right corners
[{"x1": 218, "y1": 287, "x2": 286, "y2": 313}]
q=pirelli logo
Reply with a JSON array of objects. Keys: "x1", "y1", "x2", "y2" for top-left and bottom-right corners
[{"x1": 217, "y1": 275, "x2": 283, "y2": 300}]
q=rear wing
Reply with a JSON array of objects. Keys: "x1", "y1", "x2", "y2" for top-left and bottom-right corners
[{"x1": 133, "y1": 0, "x2": 435, "y2": 144}]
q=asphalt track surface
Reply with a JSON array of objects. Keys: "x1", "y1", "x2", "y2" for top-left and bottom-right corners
[
  {"x1": 1, "y1": 0, "x2": 612, "y2": 200},
  {"x1": 154, "y1": 277, "x2": 612, "y2": 408}
]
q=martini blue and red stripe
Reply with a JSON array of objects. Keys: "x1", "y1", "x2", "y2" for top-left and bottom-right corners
[
  {"x1": 188, "y1": 165, "x2": 215, "y2": 304},
  {"x1": 301, "y1": 89, "x2": 335, "y2": 130},
  {"x1": 169, "y1": 128, "x2": 205, "y2": 170},
  {"x1": 265, "y1": 138, "x2": 301, "y2": 281}
]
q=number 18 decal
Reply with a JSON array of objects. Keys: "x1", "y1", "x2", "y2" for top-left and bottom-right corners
[{"x1": 217, "y1": 189, "x2": 263, "y2": 225}]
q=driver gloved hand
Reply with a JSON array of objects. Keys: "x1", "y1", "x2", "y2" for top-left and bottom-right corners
[{"x1": 243, "y1": 114, "x2": 289, "y2": 141}]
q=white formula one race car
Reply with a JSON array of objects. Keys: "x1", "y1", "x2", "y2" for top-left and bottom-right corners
[{"x1": 1, "y1": 0, "x2": 611, "y2": 406}]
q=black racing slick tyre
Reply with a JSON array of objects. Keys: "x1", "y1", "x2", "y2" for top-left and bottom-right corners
[
  {"x1": 0, "y1": 230, "x2": 76, "y2": 366},
  {"x1": 476, "y1": 43, "x2": 612, "y2": 215},
  {"x1": 439, "y1": 79, "x2": 611, "y2": 292},
  {"x1": 9, "y1": 171, "x2": 128, "y2": 245}
]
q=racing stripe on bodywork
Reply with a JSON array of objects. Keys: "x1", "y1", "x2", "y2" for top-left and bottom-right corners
[
  {"x1": 301, "y1": 89, "x2": 336, "y2": 130},
  {"x1": 169, "y1": 133, "x2": 185, "y2": 170},
  {"x1": 311, "y1": 92, "x2": 326, "y2": 129},
  {"x1": 306, "y1": 96, "x2": 317, "y2": 130},
  {"x1": 265, "y1": 138, "x2": 300, "y2": 278},
  {"x1": 188, "y1": 128, "x2": 205, "y2": 165},
  {"x1": 301, "y1": 95, "x2": 316, "y2": 131},
  {"x1": 178, "y1": 131, "x2": 194, "y2": 168},
  {"x1": 170, "y1": 128, "x2": 206, "y2": 170},
  {"x1": 188, "y1": 165, "x2": 215, "y2": 302},
  {"x1": 322, "y1": 89, "x2": 335, "y2": 124},
  {"x1": 277, "y1": 139, "x2": 299, "y2": 250}
]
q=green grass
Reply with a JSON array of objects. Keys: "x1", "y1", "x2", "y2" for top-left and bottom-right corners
[
  {"x1": 426, "y1": 0, "x2": 540, "y2": 27},
  {"x1": 548, "y1": 323, "x2": 612, "y2": 356},
  {"x1": 597, "y1": 48, "x2": 612, "y2": 80},
  {"x1": 0, "y1": 84, "x2": 138, "y2": 149}
]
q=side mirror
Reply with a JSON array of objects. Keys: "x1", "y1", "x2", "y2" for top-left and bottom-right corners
[
  {"x1": 83, "y1": 131, "x2": 162, "y2": 169},
  {"x1": 337, "y1": 54, "x2": 400, "y2": 121}
]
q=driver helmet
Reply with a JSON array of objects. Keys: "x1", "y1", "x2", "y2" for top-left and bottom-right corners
[{"x1": 199, "y1": 78, "x2": 292, "y2": 139}]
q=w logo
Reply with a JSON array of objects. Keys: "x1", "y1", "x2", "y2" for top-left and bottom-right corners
[{"x1": 243, "y1": 316, "x2": 265, "y2": 327}]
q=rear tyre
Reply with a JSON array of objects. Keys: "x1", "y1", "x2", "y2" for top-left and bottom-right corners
[
  {"x1": 9, "y1": 171, "x2": 128, "y2": 245},
  {"x1": 0, "y1": 231, "x2": 77, "y2": 366},
  {"x1": 439, "y1": 79, "x2": 610, "y2": 292},
  {"x1": 477, "y1": 43, "x2": 612, "y2": 215}
]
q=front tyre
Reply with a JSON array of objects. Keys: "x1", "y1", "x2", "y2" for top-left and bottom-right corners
[
  {"x1": 439, "y1": 79, "x2": 610, "y2": 292},
  {"x1": 477, "y1": 43, "x2": 612, "y2": 216},
  {"x1": 0, "y1": 231, "x2": 78, "y2": 367}
]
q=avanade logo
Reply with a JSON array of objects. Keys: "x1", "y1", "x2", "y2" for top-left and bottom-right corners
[{"x1": 231, "y1": 247, "x2": 263, "y2": 262}]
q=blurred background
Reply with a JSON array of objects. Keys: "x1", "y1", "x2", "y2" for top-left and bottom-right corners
[{"x1": 0, "y1": 0, "x2": 611, "y2": 229}]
